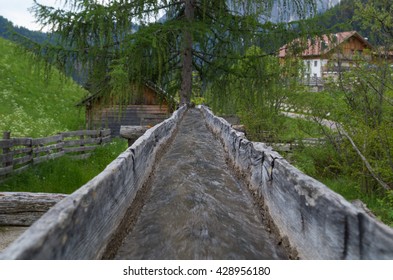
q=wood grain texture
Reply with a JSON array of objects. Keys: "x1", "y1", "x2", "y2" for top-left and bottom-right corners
[
  {"x1": 201, "y1": 105, "x2": 393, "y2": 260},
  {"x1": 0, "y1": 192, "x2": 68, "y2": 226}
]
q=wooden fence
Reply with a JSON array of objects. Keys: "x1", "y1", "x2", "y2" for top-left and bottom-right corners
[{"x1": 0, "y1": 129, "x2": 111, "y2": 178}]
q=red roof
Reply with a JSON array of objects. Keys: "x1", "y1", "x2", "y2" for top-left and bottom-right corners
[{"x1": 279, "y1": 31, "x2": 373, "y2": 58}]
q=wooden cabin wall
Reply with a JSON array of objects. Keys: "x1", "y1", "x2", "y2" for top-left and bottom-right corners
[
  {"x1": 83, "y1": 83, "x2": 174, "y2": 136},
  {"x1": 341, "y1": 37, "x2": 369, "y2": 56},
  {"x1": 87, "y1": 104, "x2": 170, "y2": 136}
]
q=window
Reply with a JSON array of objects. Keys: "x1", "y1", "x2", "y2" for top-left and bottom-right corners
[{"x1": 314, "y1": 60, "x2": 318, "y2": 67}]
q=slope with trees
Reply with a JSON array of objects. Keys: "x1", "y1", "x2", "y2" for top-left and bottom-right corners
[
  {"x1": 0, "y1": 15, "x2": 49, "y2": 44},
  {"x1": 306, "y1": 0, "x2": 388, "y2": 45}
]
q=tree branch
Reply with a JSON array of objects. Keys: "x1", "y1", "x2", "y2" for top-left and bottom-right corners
[{"x1": 337, "y1": 124, "x2": 391, "y2": 190}]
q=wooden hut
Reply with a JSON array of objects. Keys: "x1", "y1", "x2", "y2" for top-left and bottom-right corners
[{"x1": 78, "y1": 82, "x2": 174, "y2": 136}]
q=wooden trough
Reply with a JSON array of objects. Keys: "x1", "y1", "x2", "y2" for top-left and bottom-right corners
[{"x1": 1, "y1": 105, "x2": 393, "y2": 259}]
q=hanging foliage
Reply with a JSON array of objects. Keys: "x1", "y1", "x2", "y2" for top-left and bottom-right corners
[{"x1": 22, "y1": 0, "x2": 318, "y2": 106}]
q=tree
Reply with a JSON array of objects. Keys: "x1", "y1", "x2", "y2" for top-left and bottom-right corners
[
  {"x1": 309, "y1": 0, "x2": 393, "y2": 191},
  {"x1": 28, "y1": 0, "x2": 317, "y2": 105}
]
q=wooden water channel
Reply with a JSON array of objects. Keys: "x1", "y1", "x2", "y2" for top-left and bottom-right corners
[{"x1": 1, "y1": 106, "x2": 393, "y2": 259}]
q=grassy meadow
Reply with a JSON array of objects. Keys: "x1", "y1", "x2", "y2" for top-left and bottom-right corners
[{"x1": 0, "y1": 37, "x2": 86, "y2": 137}]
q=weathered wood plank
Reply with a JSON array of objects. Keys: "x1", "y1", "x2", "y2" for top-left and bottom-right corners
[
  {"x1": 101, "y1": 135, "x2": 111, "y2": 144},
  {"x1": 0, "y1": 154, "x2": 13, "y2": 164},
  {"x1": 0, "y1": 140, "x2": 12, "y2": 149},
  {"x1": 11, "y1": 138, "x2": 32, "y2": 146},
  {"x1": 139, "y1": 112, "x2": 168, "y2": 117},
  {"x1": 33, "y1": 143, "x2": 64, "y2": 154},
  {"x1": 0, "y1": 192, "x2": 68, "y2": 226},
  {"x1": 92, "y1": 115, "x2": 167, "y2": 123},
  {"x1": 61, "y1": 130, "x2": 101, "y2": 137},
  {"x1": 33, "y1": 151, "x2": 65, "y2": 164},
  {"x1": 63, "y1": 146, "x2": 97, "y2": 153},
  {"x1": 104, "y1": 104, "x2": 167, "y2": 109},
  {"x1": 100, "y1": 129, "x2": 111, "y2": 137},
  {"x1": 63, "y1": 138, "x2": 101, "y2": 147},
  {"x1": 13, "y1": 155, "x2": 33, "y2": 166},
  {"x1": 12, "y1": 147, "x2": 32, "y2": 156},
  {"x1": 100, "y1": 110, "x2": 168, "y2": 116},
  {"x1": 98, "y1": 106, "x2": 169, "y2": 115},
  {"x1": 0, "y1": 166, "x2": 13, "y2": 177},
  {"x1": 141, "y1": 119, "x2": 166, "y2": 126},
  {"x1": 32, "y1": 135, "x2": 62, "y2": 146},
  {"x1": 120, "y1": 126, "x2": 149, "y2": 139}
]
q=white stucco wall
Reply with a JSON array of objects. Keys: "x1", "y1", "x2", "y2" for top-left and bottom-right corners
[{"x1": 304, "y1": 59, "x2": 329, "y2": 78}]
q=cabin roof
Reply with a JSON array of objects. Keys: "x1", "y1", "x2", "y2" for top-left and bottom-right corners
[{"x1": 77, "y1": 81, "x2": 169, "y2": 107}]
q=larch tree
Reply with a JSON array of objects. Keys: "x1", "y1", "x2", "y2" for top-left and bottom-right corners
[{"x1": 28, "y1": 0, "x2": 318, "y2": 106}]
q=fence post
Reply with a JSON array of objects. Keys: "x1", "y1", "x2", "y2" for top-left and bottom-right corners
[
  {"x1": 80, "y1": 133, "x2": 85, "y2": 156},
  {"x1": 99, "y1": 129, "x2": 103, "y2": 145},
  {"x1": 2, "y1": 131, "x2": 12, "y2": 168},
  {"x1": 27, "y1": 137, "x2": 33, "y2": 166},
  {"x1": 58, "y1": 133, "x2": 64, "y2": 155}
]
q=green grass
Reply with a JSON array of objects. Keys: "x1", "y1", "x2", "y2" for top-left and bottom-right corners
[
  {"x1": 0, "y1": 138, "x2": 128, "y2": 194},
  {"x1": 0, "y1": 37, "x2": 87, "y2": 137},
  {"x1": 322, "y1": 177, "x2": 393, "y2": 227},
  {"x1": 291, "y1": 145, "x2": 393, "y2": 227},
  {"x1": 277, "y1": 116, "x2": 323, "y2": 141},
  {"x1": 287, "y1": 89, "x2": 347, "y2": 120},
  {"x1": 242, "y1": 114, "x2": 324, "y2": 143}
]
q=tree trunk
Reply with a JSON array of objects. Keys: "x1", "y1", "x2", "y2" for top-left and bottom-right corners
[{"x1": 180, "y1": 0, "x2": 194, "y2": 105}]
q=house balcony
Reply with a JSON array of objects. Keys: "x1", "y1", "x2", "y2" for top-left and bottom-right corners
[
  {"x1": 322, "y1": 65, "x2": 351, "y2": 74},
  {"x1": 303, "y1": 76, "x2": 325, "y2": 87},
  {"x1": 329, "y1": 53, "x2": 372, "y2": 61}
]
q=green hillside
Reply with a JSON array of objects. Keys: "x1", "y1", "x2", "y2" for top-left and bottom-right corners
[
  {"x1": 309, "y1": 0, "x2": 377, "y2": 43},
  {"x1": 0, "y1": 15, "x2": 49, "y2": 44},
  {"x1": 0, "y1": 37, "x2": 87, "y2": 137},
  {"x1": 0, "y1": 36, "x2": 128, "y2": 194}
]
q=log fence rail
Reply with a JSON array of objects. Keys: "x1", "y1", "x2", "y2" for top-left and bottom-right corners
[{"x1": 0, "y1": 129, "x2": 111, "y2": 178}]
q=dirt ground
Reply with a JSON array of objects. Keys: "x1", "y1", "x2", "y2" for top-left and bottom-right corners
[{"x1": 0, "y1": 226, "x2": 28, "y2": 252}]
